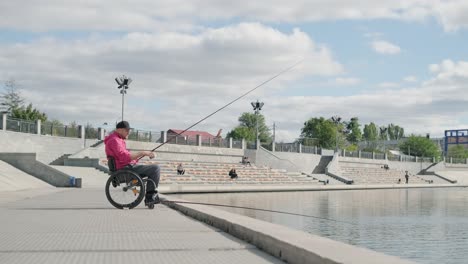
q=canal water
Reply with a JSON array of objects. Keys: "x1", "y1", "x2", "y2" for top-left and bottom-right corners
[{"x1": 172, "y1": 188, "x2": 468, "y2": 264}]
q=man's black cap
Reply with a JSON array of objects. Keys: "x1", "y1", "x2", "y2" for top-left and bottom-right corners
[{"x1": 116, "y1": 121, "x2": 131, "y2": 129}]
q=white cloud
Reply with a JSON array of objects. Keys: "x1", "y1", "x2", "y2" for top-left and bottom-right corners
[
  {"x1": 364, "y1": 32, "x2": 384, "y2": 38},
  {"x1": 2, "y1": 28, "x2": 467, "y2": 142},
  {"x1": 432, "y1": 0, "x2": 468, "y2": 31},
  {"x1": 371, "y1": 40, "x2": 401, "y2": 55},
  {"x1": 333, "y1": 77, "x2": 361, "y2": 86},
  {"x1": 403, "y1": 76, "x2": 418, "y2": 82},
  {"x1": 0, "y1": 23, "x2": 342, "y2": 135},
  {"x1": 378, "y1": 82, "x2": 400, "y2": 88},
  {"x1": 1, "y1": 1, "x2": 468, "y2": 32},
  {"x1": 428, "y1": 59, "x2": 468, "y2": 79},
  {"x1": 268, "y1": 57, "x2": 468, "y2": 140}
]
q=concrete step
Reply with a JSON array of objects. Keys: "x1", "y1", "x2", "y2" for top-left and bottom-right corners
[{"x1": 51, "y1": 166, "x2": 109, "y2": 188}]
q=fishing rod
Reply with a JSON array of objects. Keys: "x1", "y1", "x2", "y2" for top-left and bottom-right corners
[
  {"x1": 137, "y1": 59, "x2": 304, "y2": 160},
  {"x1": 163, "y1": 200, "x2": 354, "y2": 225}
]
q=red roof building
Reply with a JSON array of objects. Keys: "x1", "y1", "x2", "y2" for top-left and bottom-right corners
[{"x1": 167, "y1": 129, "x2": 217, "y2": 143}]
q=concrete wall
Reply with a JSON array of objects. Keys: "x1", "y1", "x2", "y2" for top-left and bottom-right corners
[
  {"x1": 426, "y1": 162, "x2": 446, "y2": 172},
  {"x1": 0, "y1": 153, "x2": 74, "y2": 187},
  {"x1": 0, "y1": 130, "x2": 98, "y2": 164},
  {"x1": 387, "y1": 160, "x2": 433, "y2": 175},
  {"x1": 252, "y1": 147, "x2": 322, "y2": 173},
  {"x1": 127, "y1": 141, "x2": 244, "y2": 156},
  {"x1": 444, "y1": 163, "x2": 468, "y2": 170},
  {"x1": 325, "y1": 153, "x2": 354, "y2": 184}
]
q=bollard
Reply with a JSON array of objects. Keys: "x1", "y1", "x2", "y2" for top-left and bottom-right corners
[
  {"x1": 75, "y1": 178, "x2": 82, "y2": 188},
  {"x1": 69, "y1": 176, "x2": 75, "y2": 187}
]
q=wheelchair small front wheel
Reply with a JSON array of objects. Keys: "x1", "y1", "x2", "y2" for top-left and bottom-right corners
[{"x1": 105, "y1": 170, "x2": 145, "y2": 209}]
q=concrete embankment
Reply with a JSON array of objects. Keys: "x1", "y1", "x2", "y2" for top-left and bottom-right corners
[{"x1": 158, "y1": 183, "x2": 466, "y2": 194}]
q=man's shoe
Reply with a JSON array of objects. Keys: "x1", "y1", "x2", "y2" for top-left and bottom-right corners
[
  {"x1": 145, "y1": 192, "x2": 160, "y2": 205},
  {"x1": 111, "y1": 177, "x2": 119, "y2": 188}
]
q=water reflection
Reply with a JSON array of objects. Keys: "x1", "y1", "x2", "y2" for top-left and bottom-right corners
[{"x1": 171, "y1": 188, "x2": 468, "y2": 264}]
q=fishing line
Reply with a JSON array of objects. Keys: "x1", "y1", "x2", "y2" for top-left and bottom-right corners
[
  {"x1": 137, "y1": 59, "x2": 304, "y2": 160},
  {"x1": 164, "y1": 200, "x2": 354, "y2": 225}
]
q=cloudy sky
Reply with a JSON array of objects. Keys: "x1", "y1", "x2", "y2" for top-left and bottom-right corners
[{"x1": 1, "y1": 1, "x2": 468, "y2": 141}]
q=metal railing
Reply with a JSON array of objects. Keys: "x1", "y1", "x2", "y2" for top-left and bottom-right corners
[
  {"x1": 6, "y1": 117, "x2": 37, "y2": 134},
  {"x1": 128, "y1": 129, "x2": 160, "y2": 142},
  {"x1": 387, "y1": 154, "x2": 401, "y2": 161},
  {"x1": 41, "y1": 122, "x2": 79, "y2": 138},
  {"x1": 401, "y1": 155, "x2": 416, "y2": 162},
  {"x1": 246, "y1": 141, "x2": 257, "y2": 150},
  {"x1": 360, "y1": 152, "x2": 373, "y2": 159},
  {"x1": 275, "y1": 142, "x2": 299, "y2": 152},
  {"x1": 374, "y1": 153, "x2": 385, "y2": 160},
  {"x1": 201, "y1": 138, "x2": 229, "y2": 148},
  {"x1": 345, "y1": 151, "x2": 359, "y2": 158},
  {"x1": 450, "y1": 157, "x2": 467, "y2": 164},
  {"x1": 302, "y1": 145, "x2": 319, "y2": 154},
  {"x1": 232, "y1": 140, "x2": 243, "y2": 149},
  {"x1": 85, "y1": 127, "x2": 99, "y2": 139},
  {"x1": 419, "y1": 157, "x2": 434, "y2": 163}
]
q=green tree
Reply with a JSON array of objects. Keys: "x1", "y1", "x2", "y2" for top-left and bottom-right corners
[
  {"x1": 300, "y1": 117, "x2": 343, "y2": 149},
  {"x1": 1, "y1": 79, "x2": 24, "y2": 112},
  {"x1": 11, "y1": 103, "x2": 47, "y2": 122},
  {"x1": 447, "y1": 145, "x2": 468, "y2": 159},
  {"x1": 226, "y1": 126, "x2": 253, "y2": 141},
  {"x1": 345, "y1": 117, "x2": 362, "y2": 144},
  {"x1": 363, "y1": 122, "x2": 378, "y2": 141},
  {"x1": 379, "y1": 127, "x2": 388, "y2": 140},
  {"x1": 388, "y1": 123, "x2": 404, "y2": 140},
  {"x1": 227, "y1": 112, "x2": 271, "y2": 142},
  {"x1": 400, "y1": 135, "x2": 440, "y2": 157},
  {"x1": 345, "y1": 144, "x2": 359, "y2": 152}
]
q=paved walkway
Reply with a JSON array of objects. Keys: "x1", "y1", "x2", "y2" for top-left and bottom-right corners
[{"x1": 0, "y1": 188, "x2": 283, "y2": 264}]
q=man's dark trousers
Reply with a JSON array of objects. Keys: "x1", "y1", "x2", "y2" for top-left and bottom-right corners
[{"x1": 131, "y1": 164, "x2": 160, "y2": 194}]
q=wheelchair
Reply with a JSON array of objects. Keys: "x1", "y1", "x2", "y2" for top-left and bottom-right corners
[{"x1": 105, "y1": 157, "x2": 157, "y2": 209}]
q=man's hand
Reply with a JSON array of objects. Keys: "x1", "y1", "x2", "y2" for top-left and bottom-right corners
[{"x1": 146, "y1": 151, "x2": 155, "y2": 159}]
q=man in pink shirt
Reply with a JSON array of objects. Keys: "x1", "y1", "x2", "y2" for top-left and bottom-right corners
[{"x1": 104, "y1": 121, "x2": 160, "y2": 205}]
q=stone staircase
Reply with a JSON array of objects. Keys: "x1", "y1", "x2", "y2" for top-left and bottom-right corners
[
  {"x1": 49, "y1": 154, "x2": 72, "y2": 165},
  {"x1": 143, "y1": 160, "x2": 321, "y2": 185},
  {"x1": 339, "y1": 166, "x2": 429, "y2": 185}
]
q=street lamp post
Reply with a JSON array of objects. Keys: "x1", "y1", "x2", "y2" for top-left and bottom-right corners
[
  {"x1": 115, "y1": 75, "x2": 132, "y2": 121},
  {"x1": 251, "y1": 100, "x2": 264, "y2": 149},
  {"x1": 331, "y1": 116, "x2": 341, "y2": 153}
]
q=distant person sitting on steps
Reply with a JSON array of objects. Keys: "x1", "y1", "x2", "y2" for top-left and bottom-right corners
[
  {"x1": 383, "y1": 164, "x2": 390, "y2": 170},
  {"x1": 405, "y1": 171, "x2": 409, "y2": 184},
  {"x1": 229, "y1": 168, "x2": 238, "y2": 179},
  {"x1": 241, "y1": 156, "x2": 251, "y2": 166},
  {"x1": 177, "y1": 163, "x2": 185, "y2": 175},
  {"x1": 397, "y1": 178, "x2": 401, "y2": 184}
]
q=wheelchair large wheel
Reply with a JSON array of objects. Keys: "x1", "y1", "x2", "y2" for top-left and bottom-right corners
[{"x1": 105, "y1": 170, "x2": 145, "y2": 209}]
